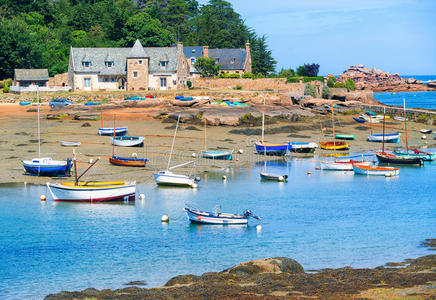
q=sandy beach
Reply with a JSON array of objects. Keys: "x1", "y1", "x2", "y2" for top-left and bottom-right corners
[{"x1": 1, "y1": 102, "x2": 435, "y2": 185}]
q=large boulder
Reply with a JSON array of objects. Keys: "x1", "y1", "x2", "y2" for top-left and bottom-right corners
[{"x1": 223, "y1": 257, "x2": 304, "y2": 276}]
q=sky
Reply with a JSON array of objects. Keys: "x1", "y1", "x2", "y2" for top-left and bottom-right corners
[{"x1": 198, "y1": 0, "x2": 436, "y2": 75}]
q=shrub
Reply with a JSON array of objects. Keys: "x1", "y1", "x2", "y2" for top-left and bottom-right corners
[
  {"x1": 304, "y1": 83, "x2": 317, "y2": 98},
  {"x1": 344, "y1": 78, "x2": 356, "y2": 91},
  {"x1": 218, "y1": 72, "x2": 240, "y2": 79},
  {"x1": 321, "y1": 86, "x2": 330, "y2": 99},
  {"x1": 333, "y1": 82, "x2": 345, "y2": 88},
  {"x1": 286, "y1": 77, "x2": 300, "y2": 83},
  {"x1": 3, "y1": 83, "x2": 10, "y2": 93},
  {"x1": 278, "y1": 68, "x2": 295, "y2": 78},
  {"x1": 194, "y1": 57, "x2": 221, "y2": 77},
  {"x1": 296, "y1": 63, "x2": 320, "y2": 77},
  {"x1": 242, "y1": 72, "x2": 255, "y2": 79},
  {"x1": 255, "y1": 73, "x2": 265, "y2": 79},
  {"x1": 186, "y1": 80, "x2": 192, "y2": 88},
  {"x1": 235, "y1": 85, "x2": 243, "y2": 90},
  {"x1": 327, "y1": 76, "x2": 337, "y2": 88}
]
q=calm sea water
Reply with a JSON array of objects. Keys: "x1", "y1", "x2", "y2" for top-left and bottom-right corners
[
  {"x1": 374, "y1": 91, "x2": 436, "y2": 110},
  {"x1": 1, "y1": 156, "x2": 435, "y2": 299},
  {"x1": 402, "y1": 75, "x2": 436, "y2": 84}
]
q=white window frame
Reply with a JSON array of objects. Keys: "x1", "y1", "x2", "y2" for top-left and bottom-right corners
[
  {"x1": 133, "y1": 71, "x2": 138, "y2": 78},
  {"x1": 160, "y1": 77, "x2": 167, "y2": 87}
]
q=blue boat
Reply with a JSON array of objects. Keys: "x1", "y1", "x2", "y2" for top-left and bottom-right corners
[
  {"x1": 255, "y1": 142, "x2": 290, "y2": 156},
  {"x1": 353, "y1": 117, "x2": 365, "y2": 123},
  {"x1": 98, "y1": 127, "x2": 128, "y2": 136},
  {"x1": 184, "y1": 206, "x2": 260, "y2": 225},
  {"x1": 22, "y1": 158, "x2": 73, "y2": 177},
  {"x1": 175, "y1": 96, "x2": 184, "y2": 100},
  {"x1": 201, "y1": 150, "x2": 233, "y2": 160},
  {"x1": 368, "y1": 132, "x2": 400, "y2": 143},
  {"x1": 84, "y1": 102, "x2": 99, "y2": 106},
  {"x1": 179, "y1": 97, "x2": 194, "y2": 101},
  {"x1": 125, "y1": 96, "x2": 145, "y2": 101},
  {"x1": 19, "y1": 101, "x2": 31, "y2": 106}
]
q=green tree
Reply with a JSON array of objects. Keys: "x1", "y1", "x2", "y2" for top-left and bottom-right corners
[
  {"x1": 304, "y1": 83, "x2": 317, "y2": 98},
  {"x1": 344, "y1": 78, "x2": 356, "y2": 91},
  {"x1": 250, "y1": 35, "x2": 276, "y2": 75},
  {"x1": 278, "y1": 68, "x2": 295, "y2": 78},
  {"x1": 297, "y1": 63, "x2": 320, "y2": 77},
  {"x1": 122, "y1": 12, "x2": 175, "y2": 47},
  {"x1": 322, "y1": 86, "x2": 330, "y2": 99},
  {"x1": 193, "y1": 56, "x2": 221, "y2": 77},
  {"x1": 327, "y1": 75, "x2": 337, "y2": 88}
]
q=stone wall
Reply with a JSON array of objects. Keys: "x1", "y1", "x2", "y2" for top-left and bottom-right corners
[
  {"x1": 48, "y1": 73, "x2": 69, "y2": 87},
  {"x1": 192, "y1": 78, "x2": 303, "y2": 93}
]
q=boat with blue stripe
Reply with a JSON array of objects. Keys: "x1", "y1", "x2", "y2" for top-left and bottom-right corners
[
  {"x1": 98, "y1": 127, "x2": 128, "y2": 136},
  {"x1": 184, "y1": 206, "x2": 260, "y2": 225},
  {"x1": 22, "y1": 158, "x2": 73, "y2": 176},
  {"x1": 255, "y1": 142, "x2": 289, "y2": 156}
]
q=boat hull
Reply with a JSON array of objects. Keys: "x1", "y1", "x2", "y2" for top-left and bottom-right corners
[
  {"x1": 110, "y1": 136, "x2": 144, "y2": 147},
  {"x1": 352, "y1": 117, "x2": 365, "y2": 123},
  {"x1": 393, "y1": 151, "x2": 436, "y2": 161},
  {"x1": 60, "y1": 141, "x2": 81, "y2": 147},
  {"x1": 201, "y1": 150, "x2": 232, "y2": 160},
  {"x1": 320, "y1": 161, "x2": 371, "y2": 171},
  {"x1": 352, "y1": 164, "x2": 399, "y2": 176},
  {"x1": 98, "y1": 127, "x2": 128, "y2": 136},
  {"x1": 184, "y1": 208, "x2": 248, "y2": 225},
  {"x1": 319, "y1": 141, "x2": 349, "y2": 150},
  {"x1": 335, "y1": 134, "x2": 355, "y2": 140},
  {"x1": 288, "y1": 142, "x2": 317, "y2": 153},
  {"x1": 22, "y1": 158, "x2": 72, "y2": 176},
  {"x1": 376, "y1": 152, "x2": 423, "y2": 165},
  {"x1": 153, "y1": 171, "x2": 196, "y2": 187},
  {"x1": 46, "y1": 181, "x2": 136, "y2": 202},
  {"x1": 260, "y1": 172, "x2": 288, "y2": 181},
  {"x1": 255, "y1": 142, "x2": 289, "y2": 156},
  {"x1": 109, "y1": 156, "x2": 148, "y2": 167},
  {"x1": 368, "y1": 133, "x2": 400, "y2": 143}
]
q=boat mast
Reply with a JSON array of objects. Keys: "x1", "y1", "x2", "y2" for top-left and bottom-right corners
[
  {"x1": 112, "y1": 114, "x2": 116, "y2": 156},
  {"x1": 73, "y1": 149, "x2": 78, "y2": 185},
  {"x1": 403, "y1": 96, "x2": 409, "y2": 154},
  {"x1": 100, "y1": 99, "x2": 103, "y2": 128},
  {"x1": 261, "y1": 98, "x2": 265, "y2": 143},
  {"x1": 204, "y1": 119, "x2": 207, "y2": 151},
  {"x1": 382, "y1": 106, "x2": 386, "y2": 153},
  {"x1": 331, "y1": 105, "x2": 337, "y2": 158},
  {"x1": 37, "y1": 86, "x2": 40, "y2": 158},
  {"x1": 167, "y1": 115, "x2": 180, "y2": 170}
]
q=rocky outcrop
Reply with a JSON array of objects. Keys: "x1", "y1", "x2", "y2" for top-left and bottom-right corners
[{"x1": 339, "y1": 65, "x2": 435, "y2": 92}]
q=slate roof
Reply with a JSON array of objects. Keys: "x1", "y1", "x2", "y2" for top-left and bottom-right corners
[
  {"x1": 183, "y1": 46, "x2": 204, "y2": 58},
  {"x1": 128, "y1": 40, "x2": 147, "y2": 58},
  {"x1": 209, "y1": 49, "x2": 246, "y2": 70},
  {"x1": 145, "y1": 47, "x2": 178, "y2": 73},
  {"x1": 14, "y1": 69, "x2": 49, "y2": 81}
]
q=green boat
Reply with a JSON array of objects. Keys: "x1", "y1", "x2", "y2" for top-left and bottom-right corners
[
  {"x1": 335, "y1": 134, "x2": 356, "y2": 140},
  {"x1": 365, "y1": 110, "x2": 377, "y2": 116}
]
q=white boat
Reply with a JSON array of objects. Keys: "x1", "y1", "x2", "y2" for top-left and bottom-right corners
[
  {"x1": 46, "y1": 181, "x2": 136, "y2": 202},
  {"x1": 393, "y1": 116, "x2": 408, "y2": 122},
  {"x1": 288, "y1": 142, "x2": 318, "y2": 153},
  {"x1": 359, "y1": 115, "x2": 380, "y2": 123},
  {"x1": 320, "y1": 160, "x2": 371, "y2": 171},
  {"x1": 98, "y1": 127, "x2": 128, "y2": 136},
  {"x1": 184, "y1": 206, "x2": 260, "y2": 225},
  {"x1": 420, "y1": 129, "x2": 432, "y2": 134},
  {"x1": 60, "y1": 141, "x2": 81, "y2": 147},
  {"x1": 154, "y1": 115, "x2": 198, "y2": 188},
  {"x1": 110, "y1": 136, "x2": 144, "y2": 147},
  {"x1": 260, "y1": 172, "x2": 288, "y2": 181},
  {"x1": 153, "y1": 170, "x2": 197, "y2": 188},
  {"x1": 368, "y1": 132, "x2": 401, "y2": 143},
  {"x1": 352, "y1": 164, "x2": 399, "y2": 176}
]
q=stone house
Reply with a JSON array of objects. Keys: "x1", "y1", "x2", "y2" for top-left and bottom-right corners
[
  {"x1": 68, "y1": 39, "x2": 189, "y2": 91},
  {"x1": 184, "y1": 42, "x2": 252, "y2": 78},
  {"x1": 13, "y1": 69, "x2": 49, "y2": 87}
]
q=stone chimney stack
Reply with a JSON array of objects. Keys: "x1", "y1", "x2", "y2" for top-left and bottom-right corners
[
  {"x1": 245, "y1": 41, "x2": 250, "y2": 56},
  {"x1": 177, "y1": 42, "x2": 183, "y2": 52},
  {"x1": 203, "y1": 46, "x2": 209, "y2": 58}
]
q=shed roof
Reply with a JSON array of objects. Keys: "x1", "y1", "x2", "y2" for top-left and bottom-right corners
[
  {"x1": 14, "y1": 69, "x2": 49, "y2": 81},
  {"x1": 209, "y1": 49, "x2": 246, "y2": 70}
]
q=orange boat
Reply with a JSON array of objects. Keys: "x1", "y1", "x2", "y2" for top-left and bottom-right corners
[
  {"x1": 319, "y1": 141, "x2": 349, "y2": 150},
  {"x1": 109, "y1": 156, "x2": 148, "y2": 167}
]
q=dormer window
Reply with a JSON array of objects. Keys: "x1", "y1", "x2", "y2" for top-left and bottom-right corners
[
  {"x1": 82, "y1": 61, "x2": 91, "y2": 68},
  {"x1": 192, "y1": 49, "x2": 196, "y2": 53},
  {"x1": 105, "y1": 61, "x2": 114, "y2": 68},
  {"x1": 138, "y1": 60, "x2": 142, "y2": 65},
  {"x1": 191, "y1": 58, "x2": 195, "y2": 64},
  {"x1": 159, "y1": 61, "x2": 168, "y2": 68}
]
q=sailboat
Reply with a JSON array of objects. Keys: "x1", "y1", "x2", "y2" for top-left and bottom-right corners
[
  {"x1": 201, "y1": 120, "x2": 233, "y2": 160},
  {"x1": 108, "y1": 115, "x2": 148, "y2": 167},
  {"x1": 254, "y1": 99, "x2": 289, "y2": 156},
  {"x1": 376, "y1": 103, "x2": 424, "y2": 166},
  {"x1": 320, "y1": 106, "x2": 369, "y2": 170},
  {"x1": 98, "y1": 100, "x2": 128, "y2": 136},
  {"x1": 319, "y1": 107, "x2": 349, "y2": 150},
  {"x1": 153, "y1": 116, "x2": 198, "y2": 188},
  {"x1": 22, "y1": 87, "x2": 72, "y2": 176},
  {"x1": 47, "y1": 150, "x2": 136, "y2": 202}
]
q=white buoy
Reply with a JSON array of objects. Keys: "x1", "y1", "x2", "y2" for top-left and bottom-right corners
[
  {"x1": 422, "y1": 135, "x2": 427, "y2": 140},
  {"x1": 385, "y1": 173, "x2": 392, "y2": 177},
  {"x1": 192, "y1": 152, "x2": 197, "y2": 158},
  {"x1": 132, "y1": 152, "x2": 138, "y2": 158},
  {"x1": 89, "y1": 158, "x2": 94, "y2": 164},
  {"x1": 256, "y1": 225, "x2": 262, "y2": 231},
  {"x1": 278, "y1": 176, "x2": 284, "y2": 181},
  {"x1": 139, "y1": 194, "x2": 145, "y2": 200},
  {"x1": 222, "y1": 175, "x2": 227, "y2": 180},
  {"x1": 192, "y1": 183, "x2": 198, "y2": 189},
  {"x1": 40, "y1": 195, "x2": 46, "y2": 201},
  {"x1": 161, "y1": 214, "x2": 169, "y2": 222},
  {"x1": 238, "y1": 149, "x2": 244, "y2": 154}
]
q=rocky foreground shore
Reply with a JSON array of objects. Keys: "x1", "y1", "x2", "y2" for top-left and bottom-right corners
[{"x1": 46, "y1": 244, "x2": 436, "y2": 299}]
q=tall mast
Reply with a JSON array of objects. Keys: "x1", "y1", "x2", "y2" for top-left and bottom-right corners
[
  {"x1": 261, "y1": 98, "x2": 265, "y2": 143},
  {"x1": 403, "y1": 96, "x2": 409, "y2": 153},
  {"x1": 37, "y1": 86, "x2": 41, "y2": 157},
  {"x1": 382, "y1": 106, "x2": 386, "y2": 153},
  {"x1": 203, "y1": 119, "x2": 207, "y2": 151},
  {"x1": 73, "y1": 149, "x2": 78, "y2": 185},
  {"x1": 100, "y1": 99, "x2": 103, "y2": 128},
  {"x1": 331, "y1": 105, "x2": 337, "y2": 158},
  {"x1": 167, "y1": 115, "x2": 180, "y2": 170},
  {"x1": 112, "y1": 114, "x2": 116, "y2": 156}
]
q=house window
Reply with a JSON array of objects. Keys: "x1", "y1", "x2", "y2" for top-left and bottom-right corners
[
  {"x1": 133, "y1": 72, "x2": 138, "y2": 78},
  {"x1": 104, "y1": 78, "x2": 108, "y2": 82},
  {"x1": 191, "y1": 58, "x2": 195, "y2": 64},
  {"x1": 159, "y1": 61, "x2": 168, "y2": 68},
  {"x1": 111, "y1": 78, "x2": 115, "y2": 82},
  {"x1": 105, "y1": 61, "x2": 114, "y2": 68},
  {"x1": 230, "y1": 58, "x2": 235, "y2": 64},
  {"x1": 160, "y1": 78, "x2": 167, "y2": 87},
  {"x1": 84, "y1": 78, "x2": 91, "y2": 88},
  {"x1": 82, "y1": 61, "x2": 91, "y2": 67},
  {"x1": 138, "y1": 60, "x2": 142, "y2": 65}
]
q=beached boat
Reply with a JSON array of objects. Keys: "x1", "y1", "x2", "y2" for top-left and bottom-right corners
[
  {"x1": 420, "y1": 129, "x2": 432, "y2": 134},
  {"x1": 319, "y1": 141, "x2": 349, "y2": 150},
  {"x1": 368, "y1": 132, "x2": 400, "y2": 143},
  {"x1": 360, "y1": 115, "x2": 380, "y2": 123},
  {"x1": 110, "y1": 136, "x2": 144, "y2": 147},
  {"x1": 365, "y1": 110, "x2": 377, "y2": 116},
  {"x1": 288, "y1": 142, "x2": 318, "y2": 153},
  {"x1": 84, "y1": 102, "x2": 99, "y2": 106},
  {"x1": 98, "y1": 127, "x2": 128, "y2": 136},
  {"x1": 184, "y1": 206, "x2": 260, "y2": 225},
  {"x1": 124, "y1": 96, "x2": 145, "y2": 100},
  {"x1": 335, "y1": 134, "x2": 355, "y2": 140},
  {"x1": 109, "y1": 156, "x2": 148, "y2": 167},
  {"x1": 352, "y1": 164, "x2": 399, "y2": 176},
  {"x1": 201, "y1": 150, "x2": 233, "y2": 160},
  {"x1": 60, "y1": 141, "x2": 81, "y2": 147},
  {"x1": 260, "y1": 172, "x2": 288, "y2": 181},
  {"x1": 46, "y1": 181, "x2": 136, "y2": 202},
  {"x1": 373, "y1": 115, "x2": 390, "y2": 120},
  {"x1": 352, "y1": 117, "x2": 366, "y2": 123},
  {"x1": 19, "y1": 101, "x2": 31, "y2": 106},
  {"x1": 393, "y1": 116, "x2": 407, "y2": 122},
  {"x1": 320, "y1": 160, "x2": 371, "y2": 171}
]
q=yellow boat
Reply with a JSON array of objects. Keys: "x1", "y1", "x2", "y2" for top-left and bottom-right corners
[{"x1": 319, "y1": 141, "x2": 349, "y2": 150}]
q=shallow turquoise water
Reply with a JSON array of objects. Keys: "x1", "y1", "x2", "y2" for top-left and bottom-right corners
[
  {"x1": 0, "y1": 156, "x2": 435, "y2": 299},
  {"x1": 374, "y1": 91, "x2": 436, "y2": 110}
]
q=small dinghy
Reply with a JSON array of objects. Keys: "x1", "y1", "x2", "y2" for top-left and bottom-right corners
[
  {"x1": 184, "y1": 206, "x2": 260, "y2": 225},
  {"x1": 23, "y1": 157, "x2": 73, "y2": 177},
  {"x1": 201, "y1": 150, "x2": 233, "y2": 160},
  {"x1": 60, "y1": 141, "x2": 81, "y2": 147},
  {"x1": 420, "y1": 129, "x2": 432, "y2": 134},
  {"x1": 110, "y1": 136, "x2": 144, "y2": 147},
  {"x1": 98, "y1": 127, "x2": 128, "y2": 136},
  {"x1": 368, "y1": 132, "x2": 400, "y2": 143},
  {"x1": 352, "y1": 164, "x2": 399, "y2": 176},
  {"x1": 260, "y1": 172, "x2": 288, "y2": 182},
  {"x1": 352, "y1": 117, "x2": 366, "y2": 123},
  {"x1": 109, "y1": 156, "x2": 148, "y2": 167},
  {"x1": 320, "y1": 160, "x2": 371, "y2": 171},
  {"x1": 335, "y1": 134, "x2": 355, "y2": 140},
  {"x1": 19, "y1": 101, "x2": 31, "y2": 106},
  {"x1": 319, "y1": 141, "x2": 349, "y2": 150},
  {"x1": 288, "y1": 142, "x2": 318, "y2": 153}
]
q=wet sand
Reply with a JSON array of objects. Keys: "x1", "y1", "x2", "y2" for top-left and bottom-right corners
[{"x1": 1, "y1": 103, "x2": 435, "y2": 185}]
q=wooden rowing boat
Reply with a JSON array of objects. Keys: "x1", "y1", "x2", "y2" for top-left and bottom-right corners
[
  {"x1": 110, "y1": 136, "x2": 144, "y2": 147},
  {"x1": 352, "y1": 164, "x2": 399, "y2": 176},
  {"x1": 184, "y1": 207, "x2": 260, "y2": 225},
  {"x1": 109, "y1": 156, "x2": 148, "y2": 167},
  {"x1": 60, "y1": 141, "x2": 81, "y2": 147},
  {"x1": 335, "y1": 134, "x2": 355, "y2": 140},
  {"x1": 319, "y1": 141, "x2": 349, "y2": 150}
]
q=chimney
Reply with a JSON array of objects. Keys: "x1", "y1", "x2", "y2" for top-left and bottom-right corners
[
  {"x1": 203, "y1": 46, "x2": 209, "y2": 58},
  {"x1": 177, "y1": 42, "x2": 183, "y2": 53},
  {"x1": 245, "y1": 41, "x2": 250, "y2": 56}
]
